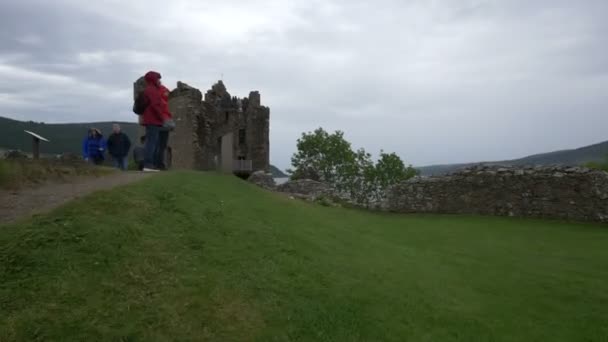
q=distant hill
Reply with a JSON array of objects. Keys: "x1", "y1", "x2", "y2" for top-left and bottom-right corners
[
  {"x1": 418, "y1": 140, "x2": 608, "y2": 176},
  {"x1": 0, "y1": 116, "x2": 285, "y2": 172},
  {"x1": 0, "y1": 116, "x2": 140, "y2": 155},
  {"x1": 270, "y1": 165, "x2": 288, "y2": 178}
]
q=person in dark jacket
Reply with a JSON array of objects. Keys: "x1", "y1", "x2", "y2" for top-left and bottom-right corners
[
  {"x1": 133, "y1": 135, "x2": 146, "y2": 171},
  {"x1": 82, "y1": 128, "x2": 106, "y2": 165},
  {"x1": 141, "y1": 71, "x2": 164, "y2": 172},
  {"x1": 107, "y1": 123, "x2": 132, "y2": 171}
]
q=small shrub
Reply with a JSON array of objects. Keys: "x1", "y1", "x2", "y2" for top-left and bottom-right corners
[
  {"x1": 0, "y1": 160, "x2": 20, "y2": 188},
  {"x1": 585, "y1": 161, "x2": 608, "y2": 172},
  {"x1": 128, "y1": 159, "x2": 139, "y2": 171},
  {"x1": 314, "y1": 196, "x2": 333, "y2": 207}
]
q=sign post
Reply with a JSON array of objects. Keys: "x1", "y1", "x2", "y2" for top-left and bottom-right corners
[{"x1": 24, "y1": 130, "x2": 50, "y2": 160}]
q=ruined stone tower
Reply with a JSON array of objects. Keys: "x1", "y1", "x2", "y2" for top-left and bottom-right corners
[{"x1": 133, "y1": 78, "x2": 270, "y2": 174}]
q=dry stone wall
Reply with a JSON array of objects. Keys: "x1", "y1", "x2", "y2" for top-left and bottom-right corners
[
  {"x1": 386, "y1": 165, "x2": 608, "y2": 222},
  {"x1": 277, "y1": 179, "x2": 334, "y2": 199}
]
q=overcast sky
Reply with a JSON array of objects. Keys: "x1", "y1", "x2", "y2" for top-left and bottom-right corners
[{"x1": 1, "y1": 0, "x2": 607, "y2": 169}]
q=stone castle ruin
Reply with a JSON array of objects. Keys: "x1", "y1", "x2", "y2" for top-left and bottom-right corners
[{"x1": 134, "y1": 78, "x2": 269, "y2": 175}]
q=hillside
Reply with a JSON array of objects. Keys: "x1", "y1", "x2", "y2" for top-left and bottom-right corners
[
  {"x1": 418, "y1": 140, "x2": 608, "y2": 175},
  {"x1": 1, "y1": 172, "x2": 607, "y2": 340},
  {"x1": 513, "y1": 140, "x2": 608, "y2": 165},
  {"x1": 270, "y1": 164, "x2": 288, "y2": 178},
  {"x1": 0, "y1": 116, "x2": 140, "y2": 155}
]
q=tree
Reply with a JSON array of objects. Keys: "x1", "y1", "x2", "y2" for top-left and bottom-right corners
[
  {"x1": 343, "y1": 148, "x2": 374, "y2": 205},
  {"x1": 368, "y1": 151, "x2": 418, "y2": 205},
  {"x1": 375, "y1": 151, "x2": 417, "y2": 187},
  {"x1": 289, "y1": 128, "x2": 356, "y2": 185},
  {"x1": 289, "y1": 128, "x2": 418, "y2": 207}
]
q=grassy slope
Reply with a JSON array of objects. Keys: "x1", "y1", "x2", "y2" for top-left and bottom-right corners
[
  {"x1": 0, "y1": 159, "x2": 115, "y2": 189},
  {"x1": 1, "y1": 172, "x2": 607, "y2": 341}
]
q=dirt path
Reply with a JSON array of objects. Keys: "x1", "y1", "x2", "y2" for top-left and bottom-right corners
[{"x1": 0, "y1": 172, "x2": 153, "y2": 225}]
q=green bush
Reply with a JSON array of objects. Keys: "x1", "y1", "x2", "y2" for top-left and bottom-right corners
[
  {"x1": 289, "y1": 128, "x2": 418, "y2": 207},
  {"x1": 0, "y1": 160, "x2": 19, "y2": 188},
  {"x1": 128, "y1": 159, "x2": 139, "y2": 171},
  {"x1": 314, "y1": 195, "x2": 339, "y2": 207},
  {"x1": 585, "y1": 160, "x2": 608, "y2": 172}
]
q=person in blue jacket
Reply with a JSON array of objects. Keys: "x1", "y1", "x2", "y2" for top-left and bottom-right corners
[{"x1": 82, "y1": 128, "x2": 107, "y2": 165}]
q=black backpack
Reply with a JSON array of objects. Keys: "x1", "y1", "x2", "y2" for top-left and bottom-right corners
[{"x1": 133, "y1": 92, "x2": 148, "y2": 115}]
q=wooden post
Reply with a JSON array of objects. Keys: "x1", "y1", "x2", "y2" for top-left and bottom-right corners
[
  {"x1": 32, "y1": 137, "x2": 40, "y2": 160},
  {"x1": 24, "y1": 131, "x2": 49, "y2": 159}
]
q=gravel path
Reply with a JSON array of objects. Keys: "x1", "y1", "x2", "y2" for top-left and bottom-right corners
[{"x1": 0, "y1": 172, "x2": 153, "y2": 225}]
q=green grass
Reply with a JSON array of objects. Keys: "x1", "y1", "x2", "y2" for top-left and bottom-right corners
[
  {"x1": 1, "y1": 172, "x2": 608, "y2": 341},
  {"x1": 0, "y1": 159, "x2": 114, "y2": 189},
  {"x1": 585, "y1": 160, "x2": 608, "y2": 172}
]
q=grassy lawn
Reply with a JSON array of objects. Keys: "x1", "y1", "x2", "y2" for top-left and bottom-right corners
[{"x1": 1, "y1": 172, "x2": 607, "y2": 341}]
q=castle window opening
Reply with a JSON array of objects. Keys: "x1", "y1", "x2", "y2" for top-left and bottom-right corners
[
  {"x1": 225, "y1": 111, "x2": 229, "y2": 123},
  {"x1": 239, "y1": 129, "x2": 246, "y2": 145}
]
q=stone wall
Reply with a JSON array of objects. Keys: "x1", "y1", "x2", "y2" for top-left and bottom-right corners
[
  {"x1": 168, "y1": 82, "x2": 206, "y2": 169},
  {"x1": 246, "y1": 92, "x2": 270, "y2": 172},
  {"x1": 386, "y1": 165, "x2": 608, "y2": 222},
  {"x1": 277, "y1": 179, "x2": 334, "y2": 199},
  {"x1": 203, "y1": 82, "x2": 270, "y2": 172}
]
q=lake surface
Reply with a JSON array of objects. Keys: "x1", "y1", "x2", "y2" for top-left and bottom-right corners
[{"x1": 274, "y1": 177, "x2": 289, "y2": 185}]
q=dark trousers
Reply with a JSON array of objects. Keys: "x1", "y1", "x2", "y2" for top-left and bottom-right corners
[
  {"x1": 155, "y1": 130, "x2": 170, "y2": 169},
  {"x1": 91, "y1": 155, "x2": 104, "y2": 165},
  {"x1": 112, "y1": 155, "x2": 128, "y2": 171},
  {"x1": 144, "y1": 125, "x2": 161, "y2": 169}
]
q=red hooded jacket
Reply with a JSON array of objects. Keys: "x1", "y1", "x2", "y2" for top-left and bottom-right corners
[{"x1": 141, "y1": 71, "x2": 164, "y2": 126}]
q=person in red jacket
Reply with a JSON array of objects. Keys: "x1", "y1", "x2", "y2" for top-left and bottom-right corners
[
  {"x1": 141, "y1": 71, "x2": 164, "y2": 172},
  {"x1": 156, "y1": 83, "x2": 173, "y2": 170}
]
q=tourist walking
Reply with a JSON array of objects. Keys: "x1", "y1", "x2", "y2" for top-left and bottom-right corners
[
  {"x1": 107, "y1": 123, "x2": 132, "y2": 171},
  {"x1": 82, "y1": 128, "x2": 106, "y2": 165}
]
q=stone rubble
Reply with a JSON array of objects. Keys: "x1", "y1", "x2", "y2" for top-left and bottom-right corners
[
  {"x1": 276, "y1": 179, "x2": 334, "y2": 200},
  {"x1": 247, "y1": 171, "x2": 276, "y2": 190}
]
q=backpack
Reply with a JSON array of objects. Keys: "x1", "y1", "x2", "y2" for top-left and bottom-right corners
[{"x1": 133, "y1": 92, "x2": 148, "y2": 115}]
